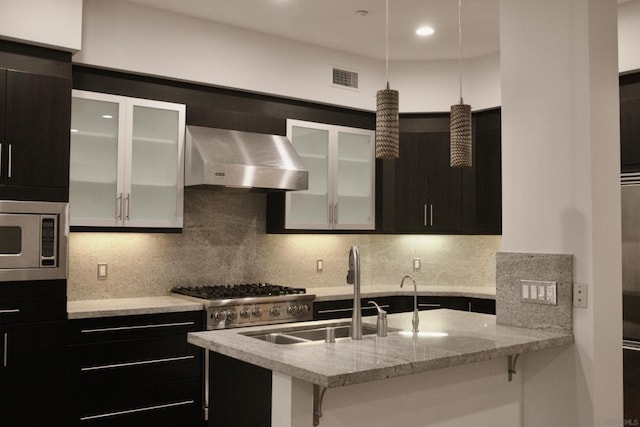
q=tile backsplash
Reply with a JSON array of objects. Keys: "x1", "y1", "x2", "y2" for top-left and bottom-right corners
[{"x1": 68, "y1": 189, "x2": 501, "y2": 300}]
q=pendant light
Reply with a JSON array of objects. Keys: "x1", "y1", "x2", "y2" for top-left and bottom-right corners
[
  {"x1": 450, "y1": 0, "x2": 472, "y2": 167},
  {"x1": 375, "y1": 0, "x2": 399, "y2": 159}
]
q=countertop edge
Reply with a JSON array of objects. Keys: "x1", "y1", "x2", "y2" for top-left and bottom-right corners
[{"x1": 67, "y1": 296, "x2": 204, "y2": 319}]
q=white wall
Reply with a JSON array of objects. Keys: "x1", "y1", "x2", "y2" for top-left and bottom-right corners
[
  {"x1": 619, "y1": 0, "x2": 640, "y2": 73},
  {"x1": 501, "y1": 0, "x2": 622, "y2": 425},
  {"x1": 0, "y1": 0, "x2": 82, "y2": 51},
  {"x1": 74, "y1": 0, "x2": 500, "y2": 113}
]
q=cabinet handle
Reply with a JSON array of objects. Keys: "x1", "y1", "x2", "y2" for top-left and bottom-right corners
[
  {"x1": 430, "y1": 204, "x2": 434, "y2": 227},
  {"x1": 7, "y1": 144, "x2": 12, "y2": 178},
  {"x1": 3, "y1": 332, "x2": 8, "y2": 368},
  {"x1": 418, "y1": 303, "x2": 441, "y2": 308},
  {"x1": 79, "y1": 400, "x2": 195, "y2": 422},
  {"x1": 116, "y1": 193, "x2": 123, "y2": 219},
  {"x1": 81, "y1": 355, "x2": 195, "y2": 372},
  {"x1": 334, "y1": 203, "x2": 338, "y2": 225},
  {"x1": 125, "y1": 193, "x2": 131, "y2": 220},
  {"x1": 328, "y1": 204, "x2": 333, "y2": 224},
  {"x1": 80, "y1": 321, "x2": 195, "y2": 334},
  {"x1": 423, "y1": 204, "x2": 428, "y2": 226},
  {"x1": 317, "y1": 305, "x2": 390, "y2": 314},
  {"x1": 0, "y1": 143, "x2": 2, "y2": 177},
  {"x1": 0, "y1": 309, "x2": 20, "y2": 314}
]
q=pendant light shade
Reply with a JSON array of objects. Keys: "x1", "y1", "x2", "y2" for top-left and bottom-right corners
[
  {"x1": 375, "y1": 0, "x2": 399, "y2": 159},
  {"x1": 450, "y1": 0, "x2": 472, "y2": 168},
  {"x1": 376, "y1": 84, "x2": 399, "y2": 159},
  {"x1": 450, "y1": 102, "x2": 472, "y2": 167}
]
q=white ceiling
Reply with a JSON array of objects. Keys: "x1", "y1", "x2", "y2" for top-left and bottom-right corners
[
  {"x1": 124, "y1": 0, "x2": 500, "y2": 61},
  {"x1": 125, "y1": 0, "x2": 636, "y2": 62}
]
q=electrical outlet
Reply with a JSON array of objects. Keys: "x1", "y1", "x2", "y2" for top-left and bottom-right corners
[
  {"x1": 316, "y1": 259, "x2": 323, "y2": 272},
  {"x1": 573, "y1": 283, "x2": 588, "y2": 308},
  {"x1": 97, "y1": 263, "x2": 108, "y2": 280}
]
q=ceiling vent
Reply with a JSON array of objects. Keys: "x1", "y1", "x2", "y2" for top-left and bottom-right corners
[{"x1": 332, "y1": 67, "x2": 359, "y2": 89}]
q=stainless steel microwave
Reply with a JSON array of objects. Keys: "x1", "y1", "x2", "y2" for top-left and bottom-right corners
[{"x1": 0, "y1": 200, "x2": 69, "y2": 282}]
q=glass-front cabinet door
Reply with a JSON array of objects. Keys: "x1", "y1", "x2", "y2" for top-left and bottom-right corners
[
  {"x1": 285, "y1": 119, "x2": 375, "y2": 230},
  {"x1": 70, "y1": 90, "x2": 185, "y2": 228}
]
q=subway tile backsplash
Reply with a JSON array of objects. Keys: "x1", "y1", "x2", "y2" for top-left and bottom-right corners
[{"x1": 68, "y1": 189, "x2": 501, "y2": 300}]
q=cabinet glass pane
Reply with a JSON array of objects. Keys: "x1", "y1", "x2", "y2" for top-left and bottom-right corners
[
  {"x1": 130, "y1": 105, "x2": 179, "y2": 222},
  {"x1": 336, "y1": 131, "x2": 373, "y2": 225},
  {"x1": 288, "y1": 126, "x2": 329, "y2": 226},
  {"x1": 69, "y1": 97, "x2": 119, "y2": 222}
]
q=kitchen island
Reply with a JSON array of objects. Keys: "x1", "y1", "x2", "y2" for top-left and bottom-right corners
[{"x1": 188, "y1": 308, "x2": 573, "y2": 427}]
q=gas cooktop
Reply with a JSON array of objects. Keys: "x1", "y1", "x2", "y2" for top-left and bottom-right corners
[
  {"x1": 170, "y1": 283, "x2": 315, "y2": 329},
  {"x1": 171, "y1": 283, "x2": 307, "y2": 300}
]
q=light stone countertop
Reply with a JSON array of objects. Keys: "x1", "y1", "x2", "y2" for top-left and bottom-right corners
[
  {"x1": 308, "y1": 285, "x2": 495, "y2": 301},
  {"x1": 67, "y1": 296, "x2": 203, "y2": 319},
  {"x1": 187, "y1": 308, "x2": 573, "y2": 389}
]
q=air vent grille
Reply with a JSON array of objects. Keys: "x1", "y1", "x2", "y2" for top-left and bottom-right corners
[{"x1": 332, "y1": 68, "x2": 359, "y2": 89}]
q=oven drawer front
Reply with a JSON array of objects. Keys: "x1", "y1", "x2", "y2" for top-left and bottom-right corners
[{"x1": 0, "y1": 280, "x2": 66, "y2": 324}]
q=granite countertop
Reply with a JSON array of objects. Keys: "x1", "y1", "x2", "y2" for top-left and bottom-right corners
[
  {"x1": 187, "y1": 308, "x2": 573, "y2": 388},
  {"x1": 67, "y1": 296, "x2": 203, "y2": 319},
  {"x1": 308, "y1": 285, "x2": 495, "y2": 301}
]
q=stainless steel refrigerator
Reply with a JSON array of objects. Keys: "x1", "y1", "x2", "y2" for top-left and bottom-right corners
[{"x1": 622, "y1": 172, "x2": 640, "y2": 422}]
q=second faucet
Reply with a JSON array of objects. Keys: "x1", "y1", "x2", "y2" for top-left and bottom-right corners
[{"x1": 400, "y1": 274, "x2": 419, "y2": 333}]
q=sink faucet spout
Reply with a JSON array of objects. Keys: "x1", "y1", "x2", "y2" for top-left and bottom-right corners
[
  {"x1": 347, "y1": 245, "x2": 362, "y2": 340},
  {"x1": 401, "y1": 274, "x2": 419, "y2": 333}
]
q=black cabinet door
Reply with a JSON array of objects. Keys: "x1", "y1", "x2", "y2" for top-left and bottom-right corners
[
  {"x1": 4, "y1": 69, "x2": 71, "y2": 191},
  {"x1": 0, "y1": 321, "x2": 67, "y2": 426},
  {"x1": 427, "y1": 132, "x2": 462, "y2": 233},
  {"x1": 462, "y1": 109, "x2": 502, "y2": 234},
  {"x1": 395, "y1": 132, "x2": 429, "y2": 231},
  {"x1": 392, "y1": 132, "x2": 462, "y2": 233},
  {"x1": 0, "y1": 69, "x2": 6, "y2": 184}
]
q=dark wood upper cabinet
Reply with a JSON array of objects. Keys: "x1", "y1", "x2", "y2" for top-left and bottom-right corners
[
  {"x1": 462, "y1": 109, "x2": 502, "y2": 234},
  {"x1": 392, "y1": 131, "x2": 462, "y2": 233},
  {"x1": 3, "y1": 70, "x2": 71, "y2": 189},
  {"x1": 0, "y1": 41, "x2": 72, "y2": 202}
]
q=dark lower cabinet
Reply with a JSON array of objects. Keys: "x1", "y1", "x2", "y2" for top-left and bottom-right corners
[
  {"x1": 0, "y1": 280, "x2": 67, "y2": 427},
  {"x1": 209, "y1": 351, "x2": 271, "y2": 427},
  {"x1": 67, "y1": 311, "x2": 205, "y2": 427},
  {"x1": 313, "y1": 295, "x2": 495, "y2": 321}
]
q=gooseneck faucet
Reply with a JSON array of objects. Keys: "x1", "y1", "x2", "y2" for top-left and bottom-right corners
[
  {"x1": 400, "y1": 274, "x2": 419, "y2": 333},
  {"x1": 346, "y1": 245, "x2": 362, "y2": 340}
]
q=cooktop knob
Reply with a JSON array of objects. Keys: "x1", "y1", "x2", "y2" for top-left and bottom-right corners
[
  {"x1": 226, "y1": 310, "x2": 237, "y2": 321},
  {"x1": 213, "y1": 311, "x2": 227, "y2": 322},
  {"x1": 270, "y1": 307, "x2": 281, "y2": 317},
  {"x1": 287, "y1": 305, "x2": 299, "y2": 315},
  {"x1": 252, "y1": 307, "x2": 263, "y2": 317},
  {"x1": 240, "y1": 308, "x2": 250, "y2": 319},
  {"x1": 299, "y1": 304, "x2": 310, "y2": 314}
]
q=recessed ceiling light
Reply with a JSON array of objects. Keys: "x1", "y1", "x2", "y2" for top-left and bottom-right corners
[
  {"x1": 416, "y1": 26, "x2": 435, "y2": 37},
  {"x1": 102, "y1": 115, "x2": 113, "y2": 119}
]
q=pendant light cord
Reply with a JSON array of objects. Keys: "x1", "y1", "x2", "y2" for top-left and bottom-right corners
[
  {"x1": 458, "y1": 0, "x2": 463, "y2": 104},
  {"x1": 385, "y1": 0, "x2": 390, "y2": 88}
]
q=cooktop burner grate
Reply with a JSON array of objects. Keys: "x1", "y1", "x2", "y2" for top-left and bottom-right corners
[{"x1": 171, "y1": 283, "x2": 307, "y2": 300}]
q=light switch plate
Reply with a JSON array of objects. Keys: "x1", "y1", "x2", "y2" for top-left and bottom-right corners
[
  {"x1": 413, "y1": 258, "x2": 421, "y2": 271},
  {"x1": 520, "y1": 280, "x2": 557, "y2": 306}
]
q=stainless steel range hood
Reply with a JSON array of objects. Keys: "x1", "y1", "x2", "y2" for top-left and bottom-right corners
[{"x1": 185, "y1": 126, "x2": 309, "y2": 191}]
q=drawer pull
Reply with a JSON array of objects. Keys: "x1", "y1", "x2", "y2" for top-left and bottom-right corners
[
  {"x1": 80, "y1": 321, "x2": 195, "y2": 334},
  {"x1": 3, "y1": 332, "x2": 7, "y2": 368},
  {"x1": 79, "y1": 400, "x2": 195, "y2": 421},
  {"x1": 418, "y1": 304, "x2": 441, "y2": 308},
  {"x1": 81, "y1": 355, "x2": 195, "y2": 372},
  {"x1": 0, "y1": 309, "x2": 20, "y2": 314}
]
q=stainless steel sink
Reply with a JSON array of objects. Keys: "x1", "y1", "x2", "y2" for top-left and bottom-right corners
[{"x1": 243, "y1": 323, "x2": 379, "y2": 345}]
